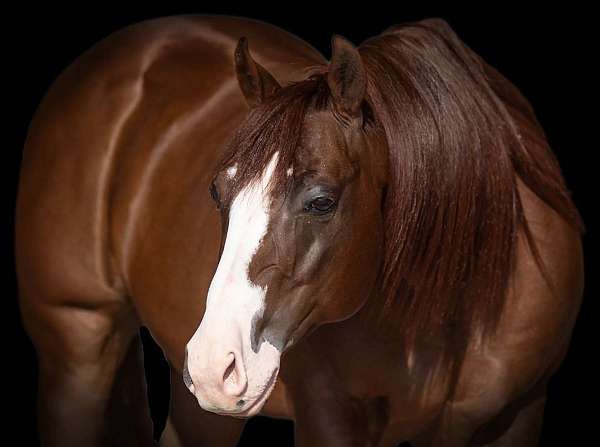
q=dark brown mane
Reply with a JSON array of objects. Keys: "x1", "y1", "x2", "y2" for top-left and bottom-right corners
[
  {"x1": 217, "y1": 18, "x2": 583, "y2": 354},
  {"x1": 359, "y1": 18, "x2": 583, "y2": 351}
]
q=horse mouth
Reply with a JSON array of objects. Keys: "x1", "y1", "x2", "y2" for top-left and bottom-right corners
[{"x1": 219, "y1": 367, "x2": 279, "y2": 418}]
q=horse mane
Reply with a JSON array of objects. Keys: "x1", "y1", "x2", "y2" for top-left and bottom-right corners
[
  {"x1": 218, "y1": 18, "x2": 584, "y2": 362},
  {"x1": 358, "y1": 18, "x2": 584, "y2": 351}
]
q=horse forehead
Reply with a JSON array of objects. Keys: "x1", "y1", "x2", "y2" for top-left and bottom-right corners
[
  {"x1": 301, "y1": 111, "x2": 345, "y2": 149},
  {"x1": 296, "y1": 115, "x2": 354, "y2": 179}
]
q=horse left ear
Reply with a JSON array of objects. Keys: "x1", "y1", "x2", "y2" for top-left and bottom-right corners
[
  {"x1": 234, "y1": 37, "x2": 281, "y2": 107},
  {"x1": 327, "y1": 35, "x2": 367, "y2": 120}
]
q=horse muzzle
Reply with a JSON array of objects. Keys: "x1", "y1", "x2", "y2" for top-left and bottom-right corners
[{"x1": 183, "y1": 316, "x2": 281, "y2": 417}]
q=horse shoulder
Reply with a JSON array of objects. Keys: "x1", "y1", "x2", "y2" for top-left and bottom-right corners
[{"x1": 446, "y1": 176, "x2": 584, "y2": 423}]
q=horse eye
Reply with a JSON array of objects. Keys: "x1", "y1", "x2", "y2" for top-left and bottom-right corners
[
  {"x1": 305, "y1": 196, "x2": 336, "y2": 215},
  {"x1": 209, "y1": 182, "x2": 220, "y2": 207}
]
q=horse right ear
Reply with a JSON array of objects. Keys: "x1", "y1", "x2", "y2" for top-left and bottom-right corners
[
  {"x1": 234, "y1": 37, "x2": 281, "y2": 107},
  {"x1": 327, "y1": 35, "x2": 366, "y2": 121}
]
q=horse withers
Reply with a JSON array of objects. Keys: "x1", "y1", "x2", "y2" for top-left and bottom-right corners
[{"x1": 16, "y1": 15, "x2": 584, "y2": 447}]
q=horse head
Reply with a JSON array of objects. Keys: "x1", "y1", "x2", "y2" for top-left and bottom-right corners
[{"x1": 184, "y1": 36, "x2": 388, "y2": 417}]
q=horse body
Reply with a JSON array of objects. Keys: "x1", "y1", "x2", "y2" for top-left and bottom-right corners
[{"x1": 17, "y1": 15, "x2": 583, "y2": 447}]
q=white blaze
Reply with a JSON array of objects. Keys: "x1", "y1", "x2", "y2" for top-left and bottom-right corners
[{"x1": 186, "y1": 153, "x2": 281, "y2": 415}]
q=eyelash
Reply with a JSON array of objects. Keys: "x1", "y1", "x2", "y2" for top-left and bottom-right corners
[
  {"x1": 209, "y1": 182, "x2": 220, "y2": 207},
  {"x1": 304, "y1": 196, "x2": 337, "y2": 215}
]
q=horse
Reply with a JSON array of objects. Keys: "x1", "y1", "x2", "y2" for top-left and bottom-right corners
[{"x1": 16, "y1": 15, "x2": 584, "y2": 447}]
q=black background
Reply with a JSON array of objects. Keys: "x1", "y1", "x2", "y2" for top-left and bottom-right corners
[{"x1": 6, "y1": 3, "x2": 596, "y2": 446}]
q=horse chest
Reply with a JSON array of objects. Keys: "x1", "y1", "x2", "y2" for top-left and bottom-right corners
[{"x1": 261, "y1": 324, "x2": 450, "y2": 436}]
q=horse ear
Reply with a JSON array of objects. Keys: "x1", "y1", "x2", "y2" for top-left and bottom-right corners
[
  {"x1": 327, "y1": 35, "x2": 366, "y2": 120},
  {"x1": 234, "y1": 37, "x2": 281, "y2": 107}
]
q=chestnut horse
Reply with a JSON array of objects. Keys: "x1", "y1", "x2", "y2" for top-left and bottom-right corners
[{"x1": 16, "y1": 15, "x2": 583, "y2": 447}]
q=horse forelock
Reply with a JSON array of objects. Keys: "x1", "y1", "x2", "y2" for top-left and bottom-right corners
[{"x1": 215, "y1": 75, "x2": 332, "y2": 207}]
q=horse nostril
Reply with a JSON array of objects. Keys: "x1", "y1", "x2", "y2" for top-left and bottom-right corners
[
  {"x1": 223, "y1": 353, "x2": 237, "y2": 385},
  {"x1": 222, "y1": 352, "x2": 247, "y2": 397}
]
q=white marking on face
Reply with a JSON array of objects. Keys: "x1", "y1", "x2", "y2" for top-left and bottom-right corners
[
  {"x1": 226, "y1": 164, "x2": 238, "y2": 178},
  {"x1": 286, "y1": 167, "x2": 293, "y2": 177},
  {"x1": 185, "y1": 152, "x2": 281, "y2": 416}
]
